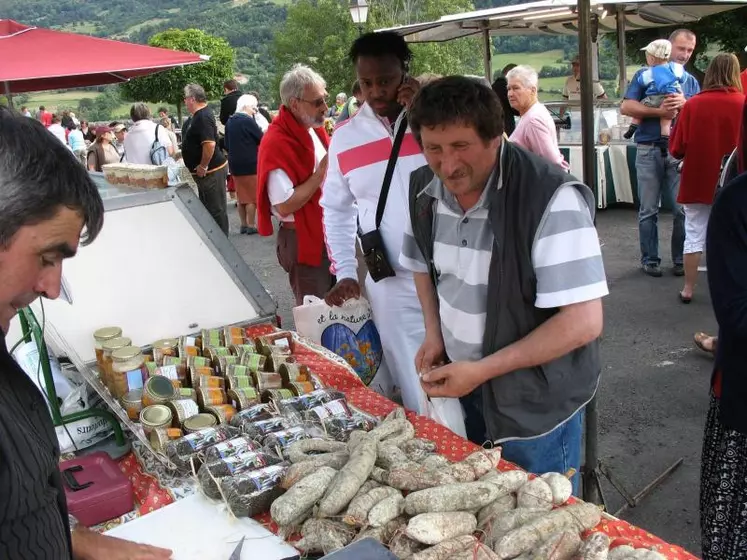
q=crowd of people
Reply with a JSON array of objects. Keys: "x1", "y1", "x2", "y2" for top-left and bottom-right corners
[{"x1": 2, "y1": 21, "x2": 747, "y2": 560}]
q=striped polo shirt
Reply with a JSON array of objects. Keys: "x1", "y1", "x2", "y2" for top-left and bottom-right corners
[{"x1": 400, "y1": 163, "x2": 608, "y2": 363}]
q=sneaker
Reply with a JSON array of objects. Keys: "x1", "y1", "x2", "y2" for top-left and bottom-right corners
[
  {"x1": 672, "y1": 264, "x2": 685, "y2": 276},
  {"x1": 642, "y1": 263, "x2": 663, "y2": 277},
  {"x1": 239, "y1": 226, "x2": 249, "y2": 234}
]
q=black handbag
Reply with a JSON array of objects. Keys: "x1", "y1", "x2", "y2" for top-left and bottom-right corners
[{"x1": 358, "y1": 115, "x2": 409, "y2": 283}]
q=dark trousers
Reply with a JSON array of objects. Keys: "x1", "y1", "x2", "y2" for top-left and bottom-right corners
[
  {"x1": 276, "y1": 226, "x2": 335, "y2": 306},
  {"x1": 194, "y1": 165, "x2": 229, "y2": 235}
]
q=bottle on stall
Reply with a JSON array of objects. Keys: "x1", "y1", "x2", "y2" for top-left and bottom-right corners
[
  {"x1": 111, "y1": 345, "x2": 148, "y2": 399},
  {"x1": 93, "y1": 327, "x2": 122, "y2": 369},
  {"x1": 101, "y1": 336, "x2": 132, "y2": 392}
]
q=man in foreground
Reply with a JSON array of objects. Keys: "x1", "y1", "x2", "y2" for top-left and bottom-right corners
[
  {"x1": 256, "y1": 64, "x2": 334, "y2": 305},
  {"x1": 401, "y1": 77, "x2": 607, "y2": 485},
  {"x1": 0, "y1": 107, "x2": 171, "y2": 559}
]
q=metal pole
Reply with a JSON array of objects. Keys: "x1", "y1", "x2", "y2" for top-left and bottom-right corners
[
  {"x1": 482, "y1": 27, "x2": 493, "y2": 83},
  {"x1": 577, "y1": 0, "x2": 595, "y2": 189},
  {"x1": 583, "y1": 394, "x2": 602, "y2": 504},
  {"x1": 3, "y1": 81, "x2": 13, "y2": 109},
  {"x1": 616, "y1": 6, "x2": 627, "y2": 96}
]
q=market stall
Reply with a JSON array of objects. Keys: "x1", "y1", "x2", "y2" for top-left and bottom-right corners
[{"x1": 5, "y1": 176, "x2": 703, "y2": 559}]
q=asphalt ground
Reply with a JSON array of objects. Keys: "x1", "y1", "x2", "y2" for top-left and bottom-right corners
[{"x1": 226, "y1": 202, "x2": 714, "y2": 556}]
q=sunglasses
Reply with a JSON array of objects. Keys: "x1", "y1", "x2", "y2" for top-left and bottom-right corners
[{"x1": 298, "y1": 96, "x2": 328, "y2": 109}]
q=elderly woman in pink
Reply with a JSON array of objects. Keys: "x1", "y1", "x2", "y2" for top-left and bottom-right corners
[{"x1": 507, "y1": 65, "x2": 569, "y2": 171}]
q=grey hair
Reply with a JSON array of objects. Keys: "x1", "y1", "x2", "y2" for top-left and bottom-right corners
[
  {"x1": 669, "y1": 28, "x2": 696, "y2": 43},
  {"x1": 129, "y1": 102, "x2": 151, "y2": 122},
  {"x1": 279, "y1": 64, "x2": 326, "y2": 107},
  {"x1": 506, "y1": 65, "x2": 539, "y2": 90},
  {"x1": 236, "y1": 94, "x2": 258, "y2": 113},
  {"x1": 0, "y1": 107, "x2": 104, "y2": 247},
  {"x1": 184, "y1": 83, "x2": 207, "y2": 103}
]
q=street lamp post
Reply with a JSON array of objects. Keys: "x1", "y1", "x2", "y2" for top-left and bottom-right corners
[{"x1": 349, "y1": 0, "x2": 369, "y2": 36}]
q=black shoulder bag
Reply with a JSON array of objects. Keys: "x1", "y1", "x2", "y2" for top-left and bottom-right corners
[{"x1": 358, "y1": 116, "x2": 408, "y2": 283}]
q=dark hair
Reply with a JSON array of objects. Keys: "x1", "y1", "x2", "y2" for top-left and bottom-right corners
[
  {"x1": 39, "y1": 106, "x2": 45, "y2": 110},
  {"x1": 108, "y1": 121, "x2": 122, "y2": 128},
  {"x1": 502, "y1": 63, "x2": 517, "y2": 76},
  {"x1": 248, "y1": 90, "x2": 261, "y2": 100},
  {"x1": 0, "y1": 107, "x2": 104, "y2": 247},
  {"x1": 130, "y1": 102, "x2": 151, "y2": 122},
  {"x1": 409, "y1": 76, "x2": 504, "y2": 144},
  {"x1": 51, "y1": 114, "x2": 61, "y2": 124},
  {"x1": 349, "y1": 31, "x2": 412, "y2": 68},
  {"x1": 158, "y1": 107, "x2": 168, "y2": 114},
  {"x1": 669, "y1": 28, "x2": 696, "y2": 43},
  {"x1": 224, "y1": 79, "x2": 240, "y2": 91},
  {"x1": 352, "y1": 80, "x2": 362, "y2": 94}
]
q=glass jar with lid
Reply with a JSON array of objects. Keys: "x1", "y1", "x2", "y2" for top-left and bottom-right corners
[
  {"x1": 93, "y1": 327, "x2": 122, "y2": 370},
  {"x1": 152, "y1": 338, "x2": 179, "y2": 366},
  {"x1": 111, "y1": 345, "x2": 147, "y2": 399},
  {"x1": 101, "y1": 336, "x2": 132, "y2": 392}
]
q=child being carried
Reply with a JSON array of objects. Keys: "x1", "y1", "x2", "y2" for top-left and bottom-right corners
[{"x1": 624, "y1": 39, "x2": 687, "y2": 140}]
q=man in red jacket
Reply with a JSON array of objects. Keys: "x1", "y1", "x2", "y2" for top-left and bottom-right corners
[{"x1": 256, "y1": 64, "x2": 335, "y2": 305}]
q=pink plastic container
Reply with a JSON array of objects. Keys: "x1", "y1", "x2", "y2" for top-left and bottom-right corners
[{"x1": 59, "y1": 451, "x2": 134, "y2": 527}]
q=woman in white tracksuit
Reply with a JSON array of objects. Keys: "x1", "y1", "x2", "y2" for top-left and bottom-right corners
[{"x1": 321, "y1": 31, "x2": 465, "y2": 436}]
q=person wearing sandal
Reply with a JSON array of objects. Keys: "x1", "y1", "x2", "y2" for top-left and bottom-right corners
[
  {"x1": 670, "y1": 54, "x2": 744, "y2": 303},
  {"x1": 694, "y1": 332, "x2": 717, "y2": 355}
]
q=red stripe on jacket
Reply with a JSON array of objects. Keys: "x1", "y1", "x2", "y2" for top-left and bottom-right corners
[{"x1": 337, "y1": 133, "x2": 421, "y2": 175}]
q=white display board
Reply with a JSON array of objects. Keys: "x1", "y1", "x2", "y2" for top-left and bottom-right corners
[
  {"x1": 34, "y1": 187, "x2": 273, "y2": 364},
  {"x1": 105, "y1": 494, "x2": 299, "y2": 560}
]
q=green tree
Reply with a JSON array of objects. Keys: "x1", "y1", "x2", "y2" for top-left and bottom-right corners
[
  {"x1": 273, "y1": 0, "x2": 359, "y2": 103},
  {"x1": 120, "y1": 28, "x2": 235, "y2": 122},
  {"x1": 272, "y1": 0, "x2": 482, "y2": 105}
]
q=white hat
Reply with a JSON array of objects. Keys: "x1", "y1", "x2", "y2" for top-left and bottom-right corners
[{"x1": 641, "y1": 39, "x2": 672, "y2": 59}]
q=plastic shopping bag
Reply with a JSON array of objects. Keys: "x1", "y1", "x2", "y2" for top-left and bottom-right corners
[
  {"x1": 293, "y1": 296, "x2": 389, "y2": 389},
  {"x1": 418, "y1": 391, "x2": 467, "y2": 439}
]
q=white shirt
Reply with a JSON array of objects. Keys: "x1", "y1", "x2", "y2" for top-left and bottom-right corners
[
  {"x1": 267, "y1": 129, "x2": 326, "y2": 223},
  {"x1": 47, "y1": 123, "x2": 67, "y2": 145},
  {"x1": 321, "y1": 103, "x2": 427, "y2": 281},
  {"x1": 562, "y1": 76, "x2": 605, "y2": 101},
  {"x1": 122, "y1": 119, "x2": 173, "y2": 165}
]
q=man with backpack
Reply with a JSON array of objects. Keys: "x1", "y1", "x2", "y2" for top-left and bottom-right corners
[{"x1": 123, "y1": 103, "x2": 174, "y2": 165}]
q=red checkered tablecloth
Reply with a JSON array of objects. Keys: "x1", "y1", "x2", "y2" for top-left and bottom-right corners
[{"x1": 109, "y1": 322, "x2": 698, "y2": 559}]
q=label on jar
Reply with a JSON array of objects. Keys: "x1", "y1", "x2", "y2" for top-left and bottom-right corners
[
  {"x1": 246, "y1": 464, "x2": 286, "y2": 492},
  {"x1": 268, "y1": 427, "x2": 307, "y2": 448},
  {"x1": 310, "y1": 399, "x2": 350, "y2": 421},
  {"x1": 224, "y1": 451, "x2": 268, "y2": 475},
  {"x1": 191, "y1": 357, "x2": 211, "y2": 368},
  {"x1": 185, "y1": 427, "x2": 221, "y2": 450},
  {"x1": 158, "y1": 365, "x2": 179, "y2": 380},
  {"x1": 241, "y1": 353, "x2": 264, "y2": 370},
  {"x1": 174, "y1": 399, "x2": 199, "y2": 419},
  {"x1": 126, "y1": 369, "x2": 145, "y2": 391},
  {"x1": 253, "y1": 418, "x2": 285, "y2": 435},
  {"x1": 234, "y1": 404, "x2": 272, "y2": 422},
  {"x1": 228, "y1": 365, "x2": 250, "y2": 377},
  {"x1": 232, "y1": 377, "x2": 253, "y2": 389},
  {"x1": 211, "y1": 436, "x2": 258, "y2": 460},
  {"x1": 164, "y1": 357, "x2": 183, "y2": 366},
  {"x1": 274, "y1": 337, "x2": 290, "y2": 349},
  {"x1": 184, "y1": 336, "x2": 196, "y2": 347}
]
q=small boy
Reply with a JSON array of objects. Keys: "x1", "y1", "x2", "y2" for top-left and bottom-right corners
[{"x1": 624, "y1": 39, "x2": 687, "y2": 140}]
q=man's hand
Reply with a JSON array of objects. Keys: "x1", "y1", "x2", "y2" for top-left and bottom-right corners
[
  {"x1": 420, "y1": 360, "x2": 488, "y2": 398},
  {"x1": 73, "y1": 528, "x2": 172, "y2": 560},
  {"x1": 314, "y1": 155, "x2": 329, "y2": 182},
  {"x1": 415, "y1": 331, "x2": 446, "y2": 374},
  {"x1": 397, "y1": 76, "x2": 421, "y2": 109},
  {"x1": 194, "y1": 165, "x2": 207, "y2": 178},
  {"x1": 662, "y1": 93, "x2": 686, "y2": 112},
  {"x1": 324, "y1": 278, "x2": 360, "y2": 306}
]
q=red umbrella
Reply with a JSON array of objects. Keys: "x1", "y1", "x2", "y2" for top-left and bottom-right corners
[{"x1": 0, "y1": 19, "x2": 207, "y2": 95}]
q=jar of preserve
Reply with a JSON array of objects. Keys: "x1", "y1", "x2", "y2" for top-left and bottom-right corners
[
  {"x1": 167, "y1": 399, "x2": 200, "y2": 428},
  {"x1": 183, "y1": 413, "x2": 217, "y2": 434},
  {"x1": 93, "y1": 326, "x2": 122, "y2": 369},
  {"x1": 121, "y1": 389, "x2": 143, "y2": 421},
  {"x1": 142, "y1": 375, "x2": 177, "y2": 407},
  {"x1": 111, "y1": 346, "x2": 147, "y2": 399},
  {"x1": 139, "y1": 405, "x2": 173, "y2": 435},
  {"x1": 152, "y1": 338, "x2": 179, "y2": 366},
  {"x1": 101, "y1": 336, "x2": 132, "y2": 393}
]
